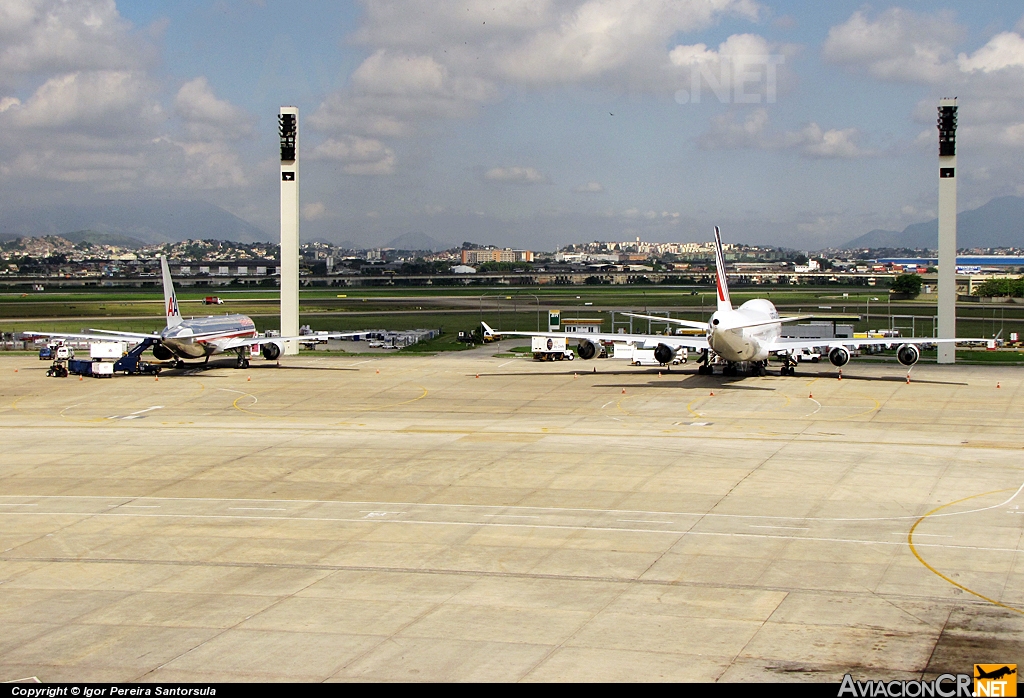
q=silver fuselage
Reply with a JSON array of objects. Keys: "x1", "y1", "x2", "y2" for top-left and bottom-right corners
[{"x1": 161, "y1": 315, "x2": 257, "y2": 359}]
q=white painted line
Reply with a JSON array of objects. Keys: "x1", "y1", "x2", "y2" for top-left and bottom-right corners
[
  {"x1": 750, "y1": 525, "x2": 810, "y2": 530},
  {"x1": 802, "y1": 398, "x2": 822, "y2": 418},
  {"x1": 4, "y1": 484, "x2": 1022, "y2": 524},
  {"x1": 483, "y1": 514, "x2": 540, "y2": 518},
  {"x1": 0, "y1": 510, "x2": 1020, "y2": 553},
  {"x1": 601, "y1": 401, "x2": 614, "y2": 409},
  {"x1": 228, "y1": 507, "x2": 286, "y2": 511},
  {"x1": 619, "y1": 519, "x2": 674, "y2": 524},
  {"x1": 130, "y1": 406, "x2": 163, "y2": 415},
  {"x1": 347, "y1": 360, "x2": 374, "y2": 367},
  {"x1": 497, "y1": 360, "x2": 515, "y2": 368},
  {"x1": 120, "y1": 505, "x2": 160, "y2": 508},
  {"x1": 0, "y1": 504, "x2": 36, "y2": 507},
  {"x1": 894, "y1": 532, "x2": 951, "y2": 538}
]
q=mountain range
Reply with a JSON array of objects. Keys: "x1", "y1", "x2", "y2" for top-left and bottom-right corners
[
  {"x1": 0, "y1": 199, "x2": 270, "y2": 245},
  {"x1": 842, "y1": 196, "x2": 1024, "y2": 250}
]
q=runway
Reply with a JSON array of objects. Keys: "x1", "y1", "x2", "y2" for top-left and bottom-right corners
[{"x1": 0, "y1": 351, "x2": 1021, "y2": 681}]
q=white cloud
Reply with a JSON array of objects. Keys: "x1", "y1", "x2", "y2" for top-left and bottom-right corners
[
  {"x1": 174, "y1": 77, "x2": 254, "y2": 140},
  {"x1": 310, "y1": 1, "x2": 766, "y2": 172},
  {"x1": 302, "y1": 202, "x2": 326, "y2": 221},
  {"x1": 573, "y1": 181, "x2": 604, "y2": 193},
  {"x1": 310, "y1": 135, "x2": 396, "y2": 175},
  {"x1": 484, "y1": 166, "x2": 548, "y2": 184},
  {"x1": 698, "y1": 107, "x2": 770, "y2": 149},
  {"x1": 958, "y1": 32, "x2": 1024, "y2": 73},
  {"x1": 0, "y1": 3, "x2": 255, "y2": 194},
  {"x1": 7, "y1": 70, "x2": 163, "y2": 134},
  {"x1": 822, "y1": 8, "x2": 960, "y2": 83},
  {"x1": 0, "y1": 0, "x2": 151, "y2": 84},
  {"x1": 699, "y1": 108, "x2": 869, "y2": 158},
  {"x1": 787, "y1": 123, "x2": 867, "y2": 159}
]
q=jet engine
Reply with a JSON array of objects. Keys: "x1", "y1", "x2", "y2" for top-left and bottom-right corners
[
  {"x1": 576, "y1": 339, "x2": 600, "y2": 360},
  {"x1": 828, "y1": 346, "x2": 850, "y2": 367},
  {"x1": 654, "y1": 343, "x2": 676, "y2": 365},
  {"x1": 261, "y1": 342, "x2": 282, "y2": 360},
  {"x1": 152, "y1": 343, "x2": 174, "y2": 361},
  {"x1": 897, "y1": 344, "x2": 920, "y2": 366}
]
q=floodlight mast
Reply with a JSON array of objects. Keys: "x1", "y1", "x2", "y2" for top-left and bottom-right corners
[
  {"x1": 937, "y1": 98, "x2": 957, "y2": 364},
  {"x1": 279, "y1": 107, "x2": 299, "y2": 355}
]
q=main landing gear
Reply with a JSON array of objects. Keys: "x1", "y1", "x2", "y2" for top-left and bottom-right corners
[
  {"x1": 235, "y1": 348, "x2": 249, "y2": 369},
  {"x1": 696, "y1": 349, "x2": 713, "y2": 375},
  {"x1": 779, "y1": 356, "x2": 797, "y2": 376}
]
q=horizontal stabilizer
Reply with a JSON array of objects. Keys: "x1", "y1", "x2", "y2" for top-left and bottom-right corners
[{"x1": 621, "y1": 313, "x2": 708, "y2": 330}]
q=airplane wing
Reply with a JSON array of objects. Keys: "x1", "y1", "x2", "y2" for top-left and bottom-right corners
[
  {"x1": 766, "y1": 336, "x2": 984, "y2": 354},
  {"x1": 22, "y1": 330, "x2": 161, "y2": 342},
  {"x1": 495, "y1": 328, "x2": 710, "y2": 351},
  {"x1": 218, "y1": 332, "x2": 361, "y2": 351},
  {"x1": 621, "y1": 313, "x2": 708, "y2": 330}
]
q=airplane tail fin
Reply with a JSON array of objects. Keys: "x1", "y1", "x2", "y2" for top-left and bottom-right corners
[
  {"x1": 160, "y1": 255, "x2": 182, "y2": 328},
  {"x1": 713, "y1": 226, "x2": 732, "y2": 313}
]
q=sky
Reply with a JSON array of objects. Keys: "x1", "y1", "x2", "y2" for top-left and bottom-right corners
[{"x1": 2, "y1": 0, "x2": 1024, "y2": 251}]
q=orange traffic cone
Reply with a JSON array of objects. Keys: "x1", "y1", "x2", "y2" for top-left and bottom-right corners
[
  {"x1": 79, "y1": 375, "x2": 83, "y2": 381},
  {"x1": 154, "y1": 375, "x2": 158, "y2": 381},
  {"x1": 996, "y1": 382, "x2": 1000, "y2": 389},
  {"x1": 375, "y1": 368, "x2": 379, "y2": 374},
  {"x1": 809, "y1": 393, "x2": 813, "y2": 399},
  {"x1": 837, "y1": 369, "x2": 842, "y2": 381},
  {"x1": 621, "y1": 388, "x2": 626, "y2": 394},
  {"x1": 906, "y1": 374, "x2": 911, "y2": 384},
  {"x1": 476, "y1": 374, "x2": 479, "y2": 378},
  {"x1": 247, "y1": 376, "x2": 251, "y2": 382},
  {"x1": 709, "y1": 390, "x2": 714, "y2": 396}
]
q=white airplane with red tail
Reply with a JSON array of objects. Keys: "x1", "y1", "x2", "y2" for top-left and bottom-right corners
[{"x1": 488, "y1": 227, "x2": 978, "y2": 377}]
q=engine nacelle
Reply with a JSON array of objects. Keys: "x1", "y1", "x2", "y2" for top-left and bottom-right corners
[
  {"x1": 261, "y1": 342, "x2": 282, "y2": 360},
  {"x1": 576, "y1": 339, "x2": 599, "y2": 360},
  {"x1": 828, "y1": 346, "x2": 850, "y2": 367},
  {"x1": 152, "y1": 343, "x2": 173, "y2": 361},
  {"x1": 897, "y1": 343, "x2": 920, "y2": 366},
  {"x1": 654, "y1": 343, "x2": 676, "y2": 365}
]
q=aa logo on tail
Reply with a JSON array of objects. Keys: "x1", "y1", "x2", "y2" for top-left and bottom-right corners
[
  {"x1": 975, "y1": 665, "x2": 1017, "y2": 697},
  {"x1": 167, "y1": 297, "x2": 178, "y2": 317}
]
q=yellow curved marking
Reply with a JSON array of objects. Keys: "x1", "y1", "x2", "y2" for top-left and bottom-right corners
[
  {"x1": 686, "y1": 397, "x2": 706, "y2": 418},
  {"x1": 337, "y1": 386, "x2": 429, "y2": 419},
  {"x1": 58, "y1": 404, "x2": 107, "y2": 423},
  {"x1": 616, "y1": 394, "x2": 636, "y2": 416},
  {"x1": 838, "y1": 398, "x2": 881, "y2": 421},
  {"x1": 908, "y1": 489, "x2": 1024, "y2": 615},
  {"x1": 231, "y1": 392, "x2": 265, "y2": 416}
]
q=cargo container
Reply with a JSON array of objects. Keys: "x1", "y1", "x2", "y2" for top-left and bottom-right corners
[{"x1": 90, "y1": 342, "x2": 127, "y2": 359}]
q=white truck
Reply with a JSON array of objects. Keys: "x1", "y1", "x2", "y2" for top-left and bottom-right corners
[{"x1": 532, "y1": 336, "x2": 574, "y2": 361}]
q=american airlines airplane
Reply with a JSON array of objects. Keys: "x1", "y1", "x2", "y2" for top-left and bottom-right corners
[
  {"x1": 28, "y1": 256, "x2": 352, "y2": 369},
  {"x1": 489, "y1": 227, "x2": 975, "y2": 377}
]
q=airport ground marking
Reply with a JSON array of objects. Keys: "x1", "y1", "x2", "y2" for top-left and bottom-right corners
[
  {"x1": 908, "y1": 487, "x2": 1024, "y2": 616},
  {"x1": 5, "y1": 488, "x2": 1022, "y2": 523},
  {"x1": 3, "y1": 508, "x2": 1023, "y2": 556},
  {"x1": 334, "y1": 386, "x2": 428, "y2": 420}
]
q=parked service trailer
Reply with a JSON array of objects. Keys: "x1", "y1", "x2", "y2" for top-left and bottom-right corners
[
  {"x1": 532, "y1": 336, "x2": 574, "y2": 361},
  {"x1": 90, "y1": 342, "x2": 127, "y2": 359}
]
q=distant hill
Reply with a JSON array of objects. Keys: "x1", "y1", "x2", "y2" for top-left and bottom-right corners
[
  {"x1": 0, "y1": 199, "x2": 270, "y2": 244},
  {"x1": 384, "y1": 232, "x2": 446, "y2": 252},
  {"x1": 62, "y1": 230, "x2": 148, "y2": 248},
  {"x1": 843, "y1": 196, "x2": 1024, "y2": 249}
]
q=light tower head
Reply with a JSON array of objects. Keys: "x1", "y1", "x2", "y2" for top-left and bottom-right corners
[
  {"x1": 279, "y1": 108, "x2": 297, "y2": 162},
  {"x1": 937, "y1": 97, "x2": 957, "y2": 157}
]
